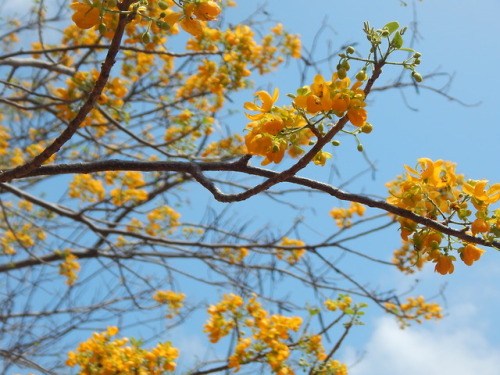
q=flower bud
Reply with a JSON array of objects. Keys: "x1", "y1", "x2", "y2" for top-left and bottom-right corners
[
  {"x1": 355, "y1": 70, "x2": 367, "y2": 81},
  {"x1": 332, "y1": 140, "x2": 341, "y2": 146},
  {"x1": 157, "y1": 21, "x2": 170, "y2": 30},
  {"x1": 361, "y1": 122, "x2": 373, "y2": 134},
  {"x1": 412, "y1": 71, "x2": 423, "y2": 83},
  {"x1": 142, "y1": 31, "x2": 151, "y2": 44},
  {"x1": 357, "y1": 144, "x2": 364, "y2": 152},
  {"x1": 342, "y1": 60, "x2": 350, "y2": 71},
  {"x1": 159, "y1": 0, "x2": 169, "y2": 10},
  {"x1": 346, "y1": 46, "x2": 355, "y2": 54},
  {"x1": 98, "y1": 23, "x2": 107, "y2": 35},
  {"x1": 337, "y1": 67, "x2": 347, "y2": 79}
]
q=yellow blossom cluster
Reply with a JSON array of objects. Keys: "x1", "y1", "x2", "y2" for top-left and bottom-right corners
[
  {"x1": 0, "y1": 124, "x2": 10, "y2": 156},
  {"x1": 324, "y1": 294, "x2": 353, "y2": 312},
  {"x1": 69, "y1": 174, "x2": 106, "y2": 202},
  {"x1": 0, "y1": 131, "x2": 56, "y2": 168},
  {"x1": 243, "y1": 90, "x2": 316, "y2": 165},
  {"x1": 204, "y1": 294, "x2": 348, "y2": 374},
  {"x1": 57, "y1": 249, "x2": 81, "y2": 286},
  {"x1": 1, "y1": 222, "x2": 46, "y2": 255},
  {"x1": 275, "y1": 237, "x2": 306, "y2": 265},
  {"x1": 186, "y1": 23, "x2": 301, "y2": 74},
  {"x1": 205, "y1": 294, "x2": 302, "y2": 374},
  {"x1": 110, "y1": 189, "x2": 148, "y2": 205},
  {"x1": 52, "y1": 70, "x2": 127, "y2": 132},
  {"x1": 204, "y1": 293, "x2": 244, "y2": 343},
  {"x1": 294, "y1": 73, "x2": 367, "y2": 127},
  {"x1": 153, "y1": 290, "x2": 186, "y2": 318},
  {"x1": 216, "y1": 246, "x2": 249, "y2": 264},
  {"x1": 70, "y1": 0, "x2": 223, "y2": 37},
  {"x1": 0, "y1": 19, "x2": 20, "y2": 51},
  {"x1": 179, "y1": 23, "x2": 301, "y2": 112},
  {"x1": 25, "y1": 143, "x2": 57, "y2": 164},
  {"x1": 392, "y1": 242, "x2": 424, "y2": 274},
  {"x1": 205, "y1": 294, "x2": 347, "y2": 375},
  {"x1": 314, "y1": 360, "x2": 348, "y2": 375},
  {"x1": 201, "y1": 134, "x2": 246, "y2": 159},
  {"x1": 126, "y1": 217, "x2": 144, "y2": 233},
  {"x1": 270, "y1": 23, "x2": 301, "y2": 59},
  {"x1": 0, "y1": 122, "x2": 37, "y2": 170},
  {"x1": 51, "y1": 0, "x2": 300, "y2": 158},
  {"x1": 107, "y1": 171, "x2": 148, "y2": 206},
  {"x1": 66, "y1": 326, "x2": 179, "y2": 374},
  {"x1": 387, "y1": 158, "x2": 498, "y2": 275},
  {"x1": 163, "y1": 111, "x2": 214, "y2": 149},
  {"x1": 243, "y1": 72, "x2": 368, "y2": 166},
  {"x1": 385, "y1": 296, "x2": 443, "y2": 328},
  {"x1": 300, "y1": 334, "x2": 327, "y2": 362},
  {"x1": 53, "y1": 71, "x2": 102, "y2": 127},
  {"x1": 329, "y1": 202, "x2": 366, "y2": 228},
  {"x1": 146, "y1": 206, "x2": 181, "y2": 236}
]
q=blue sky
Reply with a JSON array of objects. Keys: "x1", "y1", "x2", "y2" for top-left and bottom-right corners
[{"x1": 2, "y1": 0, "x2": 500, "y2": 374}]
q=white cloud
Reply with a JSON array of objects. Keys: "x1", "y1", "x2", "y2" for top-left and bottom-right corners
[{"x1": 344, "y1": 316, "x2": 500, "y2": 375}]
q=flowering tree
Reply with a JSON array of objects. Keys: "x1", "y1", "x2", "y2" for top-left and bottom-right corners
[{"x1": 0, "y1": 0, "x2": 498, "y2": 374}]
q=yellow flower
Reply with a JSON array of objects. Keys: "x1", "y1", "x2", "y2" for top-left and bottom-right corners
[
  {"x1": 404, "y1": 158, "x2": 458, "y2": 189},
  {"x1": 347, "y1": 105, "x2": 367, "y2": 127},
  {"x1": 463, "y1": 179, "x2": 500, "y2": 205},
  {"x1": 275, "y1": 237, "x2": 306, "y2": 264},
  {"x1": 180, "y1": 16, "x2": 204, "y2": 36},
  {"x1": 330, "y1": 92, "x2": 350, "y2": 113},
  {"x1": 313, "y1": 151, "x2": 332, "y2": 166},
  {"x1": 180, "y1": 2, "x2": 206, "y2": 36},
  {"x1": 434, "y1": 255, "x2": 454, "y2": 275},
  {"x1": 294, "y1": 75, "x2": 330, "y2": 114},
  {"x1": 194, "y1": 1, "x2": 221, "y2": 21},
  {"x1": 461, "y1": 244, "x2": 485, "y2": 266},
  {"x1": 107, "y1": 326, "x2": 119, "y2": 336},
  {"x1": 471, "y1": 218, "x2": 490, "y2": 235},
  {"x1": 245, "y1": 116, "x2": 287, "y2": 165},
  {"x1": 70, "y1": 2, "x2": 100, "y2": 29},
  {"x1": 244, "y1": 89, "x2": 279, "y2": 120}
]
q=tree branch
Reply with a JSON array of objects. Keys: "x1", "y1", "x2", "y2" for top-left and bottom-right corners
[
  {"x1": 11, "y1": 158, "x2": 500, "y2": 249},
  {"x1": 0, "y1": 57, "x2": 75, "y2": 76}
]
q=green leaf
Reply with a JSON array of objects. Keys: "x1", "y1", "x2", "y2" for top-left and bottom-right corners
[
  {"x1": 384, "y1": 21, "x2": 400, "y2": 34},
  {"x1": 308, "y1": 308, "x2": 321, "y2": 316},
  {"x1": 130, "y1": 337, "x2": 144, "y2": 347},
  {"x1": 296, "y1": 87, "x2": 309, "y2": 96},
  {"x1": 391, "y1": 32, "x2": 404, "y2": 49}
]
